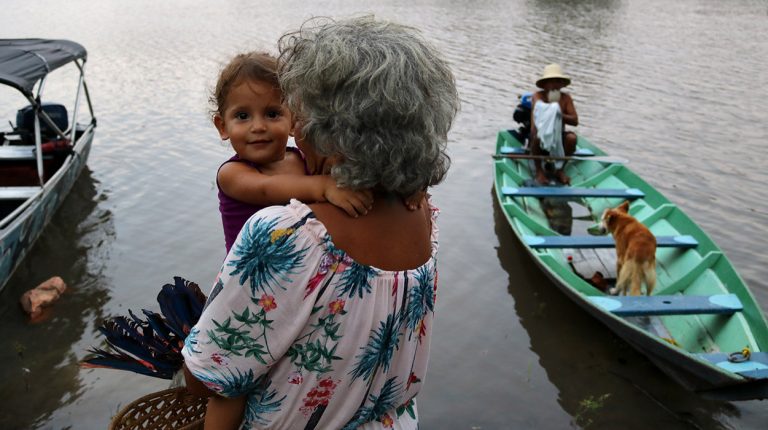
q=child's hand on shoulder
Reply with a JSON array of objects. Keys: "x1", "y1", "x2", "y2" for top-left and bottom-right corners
[
  {"x1": 323, "y1": 178, "x2": 373, "y2": 217},
  {"x1": 403, "y1": 189, "x2": 428, "y2": 211}
]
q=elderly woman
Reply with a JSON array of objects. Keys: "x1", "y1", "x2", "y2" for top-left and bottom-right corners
[{"x1": 182, "y1": 16, "x2": 458, "y2": 429}]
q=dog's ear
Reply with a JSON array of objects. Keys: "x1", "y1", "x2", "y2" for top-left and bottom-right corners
[
  {"x1": 604, "y1": 209, "x2": 621, "y2": 230},
  {"x1": 618, "y1": 201, "x2": 630, "y2": 213}
]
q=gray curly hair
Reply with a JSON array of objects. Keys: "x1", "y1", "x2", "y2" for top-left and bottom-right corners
[{"x1": 278, "y1": 16, "x2": 459, "y2": 197}]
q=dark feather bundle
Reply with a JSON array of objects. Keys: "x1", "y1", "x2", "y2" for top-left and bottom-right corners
[{"x1": 81, "y1": 277, "x2": 206, "y2": 379}]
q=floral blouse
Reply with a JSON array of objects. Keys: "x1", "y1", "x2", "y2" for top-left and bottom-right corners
[{"x1": 182, "y1": 199, "x2": 439, "y2": 429}]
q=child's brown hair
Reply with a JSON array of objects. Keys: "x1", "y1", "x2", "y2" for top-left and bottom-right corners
[{"x1": 211, "y1": 52, "x2": 279, "y2": 117}]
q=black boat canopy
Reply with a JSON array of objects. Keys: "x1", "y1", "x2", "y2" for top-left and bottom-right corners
[{"x1": 0, "y1": 39, "x2": 87, "y2": 98}]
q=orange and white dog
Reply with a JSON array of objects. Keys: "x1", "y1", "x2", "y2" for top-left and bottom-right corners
[{"x1": 596, "y1": 201, "x2": 656, "y2": 296}]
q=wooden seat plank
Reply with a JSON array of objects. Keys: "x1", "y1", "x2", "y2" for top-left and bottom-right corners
[
  {"x1": 0, "y1": 186, "x2": 41, "y2": 200},
  {"x1": 501, "y1": 147, "x2": 595, "y2": 156},
  {"x1": 587, "y1": 294, "x2": 743, "y2": 317},
  {"x1": 525, "y1": 235, "x2": 698, "y2": 249},
  {"x1": 696, "y1": 352, "x2": 768, "y2": 379},
  {"x1": 0, "y1": 145, "x2": 36, "y2": 160},
  {"x1": 502, "y1": 186, "x2": 644, "y2": 199}
]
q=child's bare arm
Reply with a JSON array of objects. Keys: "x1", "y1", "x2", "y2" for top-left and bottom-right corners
[
  {"x1": 204, "y1": 395, "x2": 246, "y2": 430},
  {"x1": 218, "y1": 162, "x2": 372, "y2": 216},
  {"x1": 324, "y1": 183, "x2": 373, "y2": 217},
  {"x1": 219, "y1": 161, "x2": 326, "y2": 205}
]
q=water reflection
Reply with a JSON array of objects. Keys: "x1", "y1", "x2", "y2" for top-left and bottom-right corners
[
  {"x1": 0, "y1": 168, "x2": 114, "y2": 429},
  {"x1": 540, "y1": 196, "x2": 597, "y2": 236},
  {"x1": 492, "y1": 197, "x2": 741, "y2": 429},
  {"x1": 541, "y1": 197, "x2": 574, "y2": 235}
]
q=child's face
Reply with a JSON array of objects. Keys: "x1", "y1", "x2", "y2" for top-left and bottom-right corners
[{"x1": 214, "y1": 79, "x2": 292, "y2": 165}]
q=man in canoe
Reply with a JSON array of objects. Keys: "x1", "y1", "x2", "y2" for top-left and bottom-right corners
[{"x1": 530, "y1": 63, "x2": 579, "y2": 185}]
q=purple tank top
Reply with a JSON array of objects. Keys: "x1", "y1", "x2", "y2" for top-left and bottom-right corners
[{"x1": 217, "y1": 148, "x2": 306, "y2": 252}]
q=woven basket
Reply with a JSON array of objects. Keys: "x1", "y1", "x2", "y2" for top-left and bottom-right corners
[{"x1": 109, "y1": 387, "x2": 206, "y2": 430}]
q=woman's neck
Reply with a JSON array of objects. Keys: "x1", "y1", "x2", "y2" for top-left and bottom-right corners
[
  {"x1": 305, "y1": 155, "x2": 333, "y2": 175},
  {"x1": 373, "y1": 189, "x2": 400, "y2": 201}
]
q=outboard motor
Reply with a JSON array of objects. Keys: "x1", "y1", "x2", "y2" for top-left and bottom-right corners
[
  {"x1": 510, "y1": 92, "x2": 533, "y2": 145},
  {"x1": 16, "y1": 103, "x2": 69, "y2": 143}
]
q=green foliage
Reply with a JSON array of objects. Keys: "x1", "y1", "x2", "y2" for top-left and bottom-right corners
[
  {"x1": 207, "y1": 307, "x2": 274, "y2": 364},
  {"x1": 573, "y1": 393, "x2": 611, "y2": 428},
  {"x1": 286, "y1": 340, "x2": 341, "y2": 374},
  {"x1": 395, "y1": 398, "x2": 416, "y2": 419}
]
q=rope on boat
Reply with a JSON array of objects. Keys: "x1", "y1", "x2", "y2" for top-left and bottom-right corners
[{"x1": 728, "y1": 347, "x2": 752, "y2": 363}]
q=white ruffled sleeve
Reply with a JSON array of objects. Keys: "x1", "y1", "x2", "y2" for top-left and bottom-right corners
[{"x1": 181, "y1": 203, "x2": 323, "y2": 397}]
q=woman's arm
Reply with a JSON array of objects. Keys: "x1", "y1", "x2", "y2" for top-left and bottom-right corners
[
  {"x1": 205, "y1": 396, "x2": 246, "y2": 430},
  {"x1": 218, "y1": 162, "x2": 372, "y2": 216},
  {"x1": 183, "y1": 365, "x2": 246, "y2": 430},
  {"x1": 183, "y1": 363, "x2": 214, "y2": 397}
]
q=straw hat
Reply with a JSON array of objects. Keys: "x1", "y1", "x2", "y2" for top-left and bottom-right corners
[{"x1": 536, "y1": 64, "x2": 571, "y2": 88}]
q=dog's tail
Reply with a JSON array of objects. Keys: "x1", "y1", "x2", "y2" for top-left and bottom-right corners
[
  {"x1": 615, "y1": 262, "x2": 632, "y2": 295},
  {"x1": 620, "y1": 260, "x2": 655, "y2": 296},
  {"x1": 628, "y1": 261, "x2": 644, "y2": 296},
  {"x1": 643, "y1": 259, "x2": 656, "y2": 296},
  {"x1": 616, "y1": 259, "x2": 657, "y2": 296}
]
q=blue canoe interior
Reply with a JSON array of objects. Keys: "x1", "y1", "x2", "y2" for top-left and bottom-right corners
[{"x1": 493, "y1": 129, "x2": 768, "y2": 400}]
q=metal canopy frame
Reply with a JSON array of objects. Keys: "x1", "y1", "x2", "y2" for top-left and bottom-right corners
[{"x1": 0, "y1": 40, "x2": 96, "y2": 186}]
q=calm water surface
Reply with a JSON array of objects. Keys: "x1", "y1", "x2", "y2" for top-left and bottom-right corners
[{"x1": 1, "y1": 0, "x2": 767, "y2": 428}]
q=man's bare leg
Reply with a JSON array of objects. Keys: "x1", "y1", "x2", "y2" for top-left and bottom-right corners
[
  {"x1": 555, "y1": 132, "x2": 578, "y2": 185},
  {"x1": 531, "y1": 136, "x2": 549, "y2": 184}
]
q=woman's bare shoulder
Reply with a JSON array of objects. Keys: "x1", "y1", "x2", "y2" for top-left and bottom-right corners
[{"x1": 308, "y1": 199, "x2": 432, "y2": 271}]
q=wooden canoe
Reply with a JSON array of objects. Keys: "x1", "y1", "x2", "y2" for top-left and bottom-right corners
[{"x1": 493, "y1": 129, "x2": 768, "y2": 400}]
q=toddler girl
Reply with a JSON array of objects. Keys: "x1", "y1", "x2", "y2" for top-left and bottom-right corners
[{"x1": 211, "y1": 51, "x2": 372, "y2": 252}]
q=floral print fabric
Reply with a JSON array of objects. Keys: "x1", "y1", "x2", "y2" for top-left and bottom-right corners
[{"x1": 182, "y1": 199, "x2": 439, "y2": 429}]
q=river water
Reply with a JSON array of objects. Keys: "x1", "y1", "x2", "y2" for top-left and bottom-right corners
[{"x1": 1, "y1": 0, "x2": 767, "y2": 428}]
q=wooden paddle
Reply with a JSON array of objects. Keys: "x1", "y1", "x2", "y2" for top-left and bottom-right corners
[{"x1": 492, "y1": 153, "x2": 629, "y2": 164}]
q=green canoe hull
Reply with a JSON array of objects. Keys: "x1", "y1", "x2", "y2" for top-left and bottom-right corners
[{"x1": 493, "y1": 130, "x2": 768, "y2": 400}]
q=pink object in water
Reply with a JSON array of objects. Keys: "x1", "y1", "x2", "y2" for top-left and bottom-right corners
[{"x1": 20, "y1": 276, "x2": 67, "y2": 318}]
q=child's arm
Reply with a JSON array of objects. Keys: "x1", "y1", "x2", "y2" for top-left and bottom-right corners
[
  {"x1": 218, "y1": 161, "x2": 373, "y2": 216},
  {"x1": 204, "y1": 395, "x2": 246, "y2": 430}
]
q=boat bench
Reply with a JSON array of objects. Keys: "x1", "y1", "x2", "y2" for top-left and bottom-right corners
[
  {"x1": 696, "y1": 351, "x2": 768, "y2": 379},
  {"x1": 502, "y1": 186, "x2": 644, "y2": 199},
  {"x1": 587, "y1": 294, "x2": 743, "y2": 317},
  {"x1": 0, "y1": 186, "x2": 41, "y2": 200},
  {"x1": 524, "y1": 235, "x2": 698, "y2": 249},
  {"x1": 0, "y1": 145, "x2": 36, "y2": 161},
  {"x1": 500, "y1": 147, "x2": 595, "y2": 156}
]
